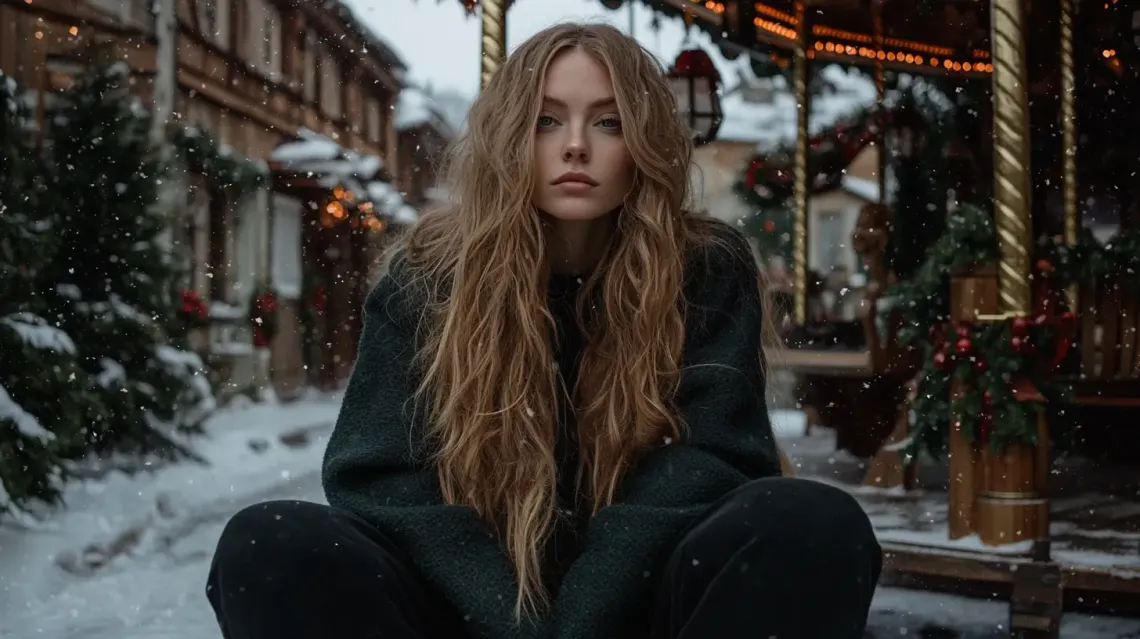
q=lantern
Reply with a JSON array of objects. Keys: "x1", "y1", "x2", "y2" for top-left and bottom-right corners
[{"x1": 667, "y1": 48, "x2": 723, "y2": 147}]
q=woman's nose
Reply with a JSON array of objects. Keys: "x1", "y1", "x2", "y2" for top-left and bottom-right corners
[{"x1": 562, "y1": 134, "x2": 589, "y2": 163}]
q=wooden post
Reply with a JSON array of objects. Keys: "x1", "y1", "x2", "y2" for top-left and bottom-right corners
[
  {"x1": 479, "y1": 0, "x2": 507, "y2": 90},
  {"x1": 990, "y1": 0, "x2": 1033, "y2": 318},
  {"x1": 791, "y1": 0, "x2": 811, "y2": 326},
  {"x1": 976, "y1": 390, "x2": 1051, "y2": 545},
  {"x1": 1059, "y1": 0, "x2": 1079, "y2": 309},
  {"x1": 947, "y1": 264, "x2": 999, "y2": 538}
]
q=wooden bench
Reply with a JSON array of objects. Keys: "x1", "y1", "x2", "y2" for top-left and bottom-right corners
[{"x1": 1068, "y1": 274, "x2": 1140, "y2": 403}]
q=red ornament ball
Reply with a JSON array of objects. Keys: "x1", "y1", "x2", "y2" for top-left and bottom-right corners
[
  {"x1": 956, "y1": 337, "x2": 973, "y2": 355},
  {"x1": 1011, "y1": 317, "x2": 1029, "y2": 335},
  {"x1": 973, "y1": 358, "x2": 987, "y2": 374}
]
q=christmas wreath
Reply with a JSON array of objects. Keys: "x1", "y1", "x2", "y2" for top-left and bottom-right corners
[
  {"x1": 734, "y1": 107, "x2": 886, "y2": 210},
  {"x1": 177, "y1": 289, "x2": 209, "y2": 329},
  {"x1": 249, "y1": 287, "x2": 279, "y2": 349}
]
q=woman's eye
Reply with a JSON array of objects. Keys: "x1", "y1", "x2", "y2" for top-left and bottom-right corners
[
  {"x1": 597, "y1": 117, "x2": 622, "y2": 130},
  {"x1": 537, "y1": 115, "x2": 557, "y2": 128}
]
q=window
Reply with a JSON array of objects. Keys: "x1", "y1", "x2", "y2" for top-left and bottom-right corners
[
  {"x1": 366, "y1": 97, "x2": 381, "y2": 142},
  {"x1": 303, "y1": 31, "x2": 318, "y2": 102},
  {"x1": 319, "y1": 45, "x2": 342, "y2": 118},
  {"x1": 262, "y1": 10, "x2": 275, "y2": 69},
  {"x1": 246, "y1": 0, "x2": 281, "y2": 78},
  {"x1": 815, "y1": 210, "x2": 846, "y2": 272},
  {"x1": 197, "y1": 0, "x2": 230, "y2": 47}
]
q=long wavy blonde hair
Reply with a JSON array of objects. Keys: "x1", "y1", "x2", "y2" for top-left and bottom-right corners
[{"x1": 393, "y1": 23, "x2": 767, "y2": 617}]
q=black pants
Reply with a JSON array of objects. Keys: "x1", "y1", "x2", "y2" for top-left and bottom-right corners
[{"x1": 206, "y1": 477, "x2": 881, "y2": 638}]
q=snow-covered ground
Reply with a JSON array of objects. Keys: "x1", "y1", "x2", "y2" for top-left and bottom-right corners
[
  {"x1": 0, "y1": 393, "x2": 342, "y2": 639},
  {"x1": 0, "y1": 402, "x2": 1137, "y2": 638}
]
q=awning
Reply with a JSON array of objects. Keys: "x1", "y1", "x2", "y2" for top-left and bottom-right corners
[{"x1": 269, "y1": 128, "x2": 417, "y2": 225}]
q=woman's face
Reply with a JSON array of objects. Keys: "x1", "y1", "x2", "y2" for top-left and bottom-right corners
[{"x1": 532, "y1": 48, "x2": 635, "y2": 223}]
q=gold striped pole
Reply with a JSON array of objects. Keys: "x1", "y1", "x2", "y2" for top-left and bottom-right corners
[
  {"x1": 989, "y1": 0, "x2": 1033, "y2": 317},
  {"x1": 792, "y1": 0, "x2": 810, "y2": 325},
  {"x1": 1060, "y1": 0, "x2": 1079, "y2": 308},
  {"x1": 479, "y1": 0, "x2": 508, "y2": 90}
]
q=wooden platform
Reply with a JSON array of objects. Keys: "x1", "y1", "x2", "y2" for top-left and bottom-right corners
[
  {"x1": 772, "y1": 410, "x2": 1140, "y2": 617},
  {"x1": 765, "y1": 346, "x2": 871, "y2": 376}
]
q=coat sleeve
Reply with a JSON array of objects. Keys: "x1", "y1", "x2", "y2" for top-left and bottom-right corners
[
  {"x1": 551, "y1": 231, "x2": 782, "y2": 638},
  {"x1": 322, "y1": 263, "x2": 545, "y2": 639}
]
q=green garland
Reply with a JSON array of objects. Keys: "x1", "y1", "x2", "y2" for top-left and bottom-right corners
[
  {"x1": 1053, "y1": 228, "x2": 1140, "y2": 292},
  {"x1": 888, "y1": 204, "x2": 1140, "y2": 458},
  {"x1": 171, "y1": 126, "x2": 266, "y2": 201},
  {"x1": 734, "y1": 107, "x2": 880, "y2": 211}
]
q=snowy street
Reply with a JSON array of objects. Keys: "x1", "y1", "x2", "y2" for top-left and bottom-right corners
[{"x1": 1, "y1": 400, "x2": 1138, "y2": 639}]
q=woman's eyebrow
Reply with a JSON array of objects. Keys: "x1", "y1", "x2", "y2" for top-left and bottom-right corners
[{"x1": 542, "y1": 96, "x2": 617, "y2": 109}]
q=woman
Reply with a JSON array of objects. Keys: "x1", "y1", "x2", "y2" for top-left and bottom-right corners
[{"x1": 207, "y1": 23, "x2": 880, "y2": 639}]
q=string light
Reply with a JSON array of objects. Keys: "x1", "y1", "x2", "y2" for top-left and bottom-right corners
[{"x1": 684, "y1": 0, "x2": 995, "y2": 76}]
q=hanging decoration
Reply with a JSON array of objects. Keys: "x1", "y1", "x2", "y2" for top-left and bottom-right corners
[
  {"x1": 176, "y1": 289, "x2": 209, "y2": 329},
  {"x1": 883, "y1": 205, "x2": 1069, "y2": 455},
  {"x1": 735, "y1": 106, "x2": 888, "y2": 209},
  {"x1": 319, "y1": 184, "x2": 387, "y2": 233},
  {"x1": 666, "y1": 47, "x2": 723, "y2": 146},
  {"x1": 171, "y1": 126, "x2": 267, "y2": 202},
  {"x1": 884, "y1": 204, "x2": 1140, "y2": 458},
  {"x1": 248, "y1": 286, "x2": 279, "y2": 349}
]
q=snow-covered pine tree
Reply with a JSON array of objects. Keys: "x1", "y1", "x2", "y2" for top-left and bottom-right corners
[
  {"x1": 0, "y1": 72, "x2": 106, "y2": 513},
  {"x1": 39, "y1": 62, "x2": 214, "y2": 462}
]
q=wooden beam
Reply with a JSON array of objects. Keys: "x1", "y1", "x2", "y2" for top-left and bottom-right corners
[{"x1": 0, "y1": 0, "x2": 147, "y2": 38}]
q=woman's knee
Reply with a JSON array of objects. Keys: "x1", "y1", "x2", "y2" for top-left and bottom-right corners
[
  {"x1": 683, "y1": 478, "x2": 880, "y2": 563},
  {"x1": 211, "y1": 500, "x2": 340, "y2": 576}
]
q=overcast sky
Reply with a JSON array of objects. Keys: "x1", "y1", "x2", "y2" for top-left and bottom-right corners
[{"x1": 343, "y1": 0, "x2": 740, "y2": 98}]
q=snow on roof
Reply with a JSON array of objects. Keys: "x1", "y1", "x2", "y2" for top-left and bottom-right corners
[
  {"x1": 396, "y1": 88, "x2": 435, "y2": 131},
  {"x1": 396, "y1": 86, "x2": 469, "y2": 138},
  {"x1": 272, "y1": 129, "x2": 385, "y2": 190},
  {"x1": 364, "y1": 180, "x2": 418, "y2": 225},
  {"x1": 718, "y1": 64, "x2": 878, "y2": 149},
  {"x1": 271, "y1": 129, "x2": 343, "y2": 163},
  {"x1": 841, "y1": 175, "x2": 880, "y2": 202}
]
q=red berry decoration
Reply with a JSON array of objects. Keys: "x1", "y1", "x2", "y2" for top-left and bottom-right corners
[
  {"x1": 973, "y1": 358, "x2": 987, "y2": 374},
  {"x1": 983, "y1": 390, "x2": 993, "y2": 405},
  {"x1": 957, "y1": 323, "x2": 972, "y2": 338},
  {"x1": 956, "y1": 337, "x2": 973, "y2": 356},
  {"x1": 933, "y1": 350, "x2": 950, "y2": 371},
  {"x1": 1010, "y1": 336, "x2": 1024, "y2": 352},
  {"x1": 1011, "y1": 317, "x2": 1029, "y2": 336}
]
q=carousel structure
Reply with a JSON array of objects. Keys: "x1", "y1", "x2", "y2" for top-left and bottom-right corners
[{"x1": 450, "y1": 1, "x2": 1140, "y2": 635}]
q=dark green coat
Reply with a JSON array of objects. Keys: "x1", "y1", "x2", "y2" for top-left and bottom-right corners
[{"x1": 322, "y1": 223, "x2": 781, "y2": 639}]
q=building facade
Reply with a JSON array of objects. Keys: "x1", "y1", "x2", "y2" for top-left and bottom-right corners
[{"x1": 1, "y1": 0, "x2": 450, "y2": 400}]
